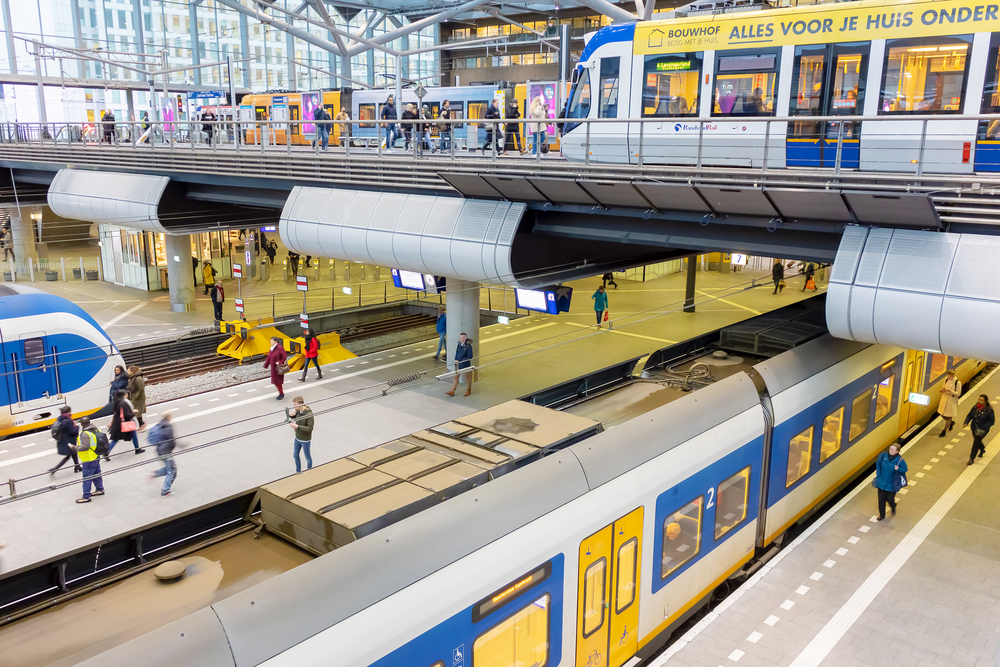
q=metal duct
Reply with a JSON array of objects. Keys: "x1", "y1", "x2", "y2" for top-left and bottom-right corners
[{"x1": 47, "y1": 169, "x2": 168, "y2": 233}]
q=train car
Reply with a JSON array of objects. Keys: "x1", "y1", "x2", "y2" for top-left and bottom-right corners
[
  {"x1": 0, "y1": 285, "x2": 124, "y2": 437},
  {"x1": 78, "y1": 332, "x2": 982, "y2": 667},
  {"x1": 562, "y1": 0, "x2": 1000, "y2": 173},
  {"x1": 239, "y1": 90, "x2": 345, "y2": 146}
]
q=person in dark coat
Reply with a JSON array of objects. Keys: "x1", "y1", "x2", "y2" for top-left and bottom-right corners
[
  {"x1": 772, "y1": 260, "x2": 785, "y2": 294},
  {"x1": 263, "y1": 337, "x2": 288, "y2": 400},
  {"x1": 126, "y1": 365, "x2": 147, "y2": 429},
  {"x1": 873, "y1": 443, "x2": 907, "y2": 521},
  {"x1": 446, "y1": 333, "x2": 474, "y2": 397},
  {"x1": 506, "y1": 98, "x2": 523, "y2": 153},
  {"x1": 801, "y1": 261, "x2": 817, "y2": 291},
  {"x1": 482, "y1": 99, "x2": 502, "y2": 154},
  {"x1": 380, "y1": 95, "x2": 398, "y2": 151},
  {"x1": 48, "y1": 405, "x2": 81, "y2": 476},
  {"x1": 108, "y1": 391, "x2": 145, "y2": 457},
  {"x1": 963, "y1": 394, "x2": 995, "y2": 464},
  {"x1": 299, "y1": 328, "x2": 322, "y2": 382},
  {"x1": 110, "y1": 365, "x2": 129, "y2": 403},
  {"x1": 210, "y1": 281, "x2": 225, "y2": 321},
  {"x1": 401, "y1": 103, "x2": 417, "y2": 151}
]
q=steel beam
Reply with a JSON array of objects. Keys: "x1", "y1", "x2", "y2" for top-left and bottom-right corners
[
  {"x1": 575, "y1": 0, "x2": 637, "y2": 23},
  {"x1": 1, "y1": 0, "x2": 16, "y2": 75},
  {"x1": 214, "y1": 0, "x2": 345, "y2": 56}
]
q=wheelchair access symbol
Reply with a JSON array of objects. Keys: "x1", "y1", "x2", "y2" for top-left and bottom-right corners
[{"x1": 453, "y1": 645, "x2": 465, "y2": 666}]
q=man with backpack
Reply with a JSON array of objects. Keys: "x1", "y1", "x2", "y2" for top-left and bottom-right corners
[
  {"x1": 49, "y1": 405, "x2": 81, "y2": 477},
  {"x1": 147, "y1": 413, "x2": 177, "y2": 497},
  {"x1": 299, "y1": 328, "x2": 322, "y2": 382},
  {"x1": 73, "y1": 417, "x2": 108, "y2": 503}
]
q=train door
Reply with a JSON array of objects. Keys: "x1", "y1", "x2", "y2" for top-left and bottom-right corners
[
  {"x1": 899, "y1": 351, "x2": 925, "y2": 433},
  {"x1": 576, "y1": 507, "x2": 643, "y2": 667},
  {"x1": 11, "y1": 334, "x2": 59, "y2": 412},
  {"x1": 254, "y1": 104, "x2": 269, "y2": 145},
  {"x1": 787, "y1": 42, "x2": 869, "y2": 169}
]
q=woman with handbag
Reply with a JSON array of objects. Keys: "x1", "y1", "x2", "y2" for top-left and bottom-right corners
[
  {"x1": 874, "y1": 443, "x2": 907, "y2": 521},
  {"x1": 937, "y1": 369, "x2": 961, "y2": 437},
  {"x1": 963, "y1": 394, "x2": 995, "y2": 464},
  {"x1": 107, "y1": 390, "x2": 145, "y2": 458},
  {"x1": 263, "y1": 337, "x2": 288, "y2": 400}
]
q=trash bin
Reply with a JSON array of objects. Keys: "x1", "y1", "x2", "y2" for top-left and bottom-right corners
[
  {"x1": 72, "y1": 268, "x2": 82, "y2": 279},
  {"x1": 3, "y1": 272, "x2": 11, "y2": 282},
  {"x1": 45, "y1": 271, "x2": 58, "y2": 281},
  {"x1": 85, "y1": 270, "x2": 99, "y2": 281}
]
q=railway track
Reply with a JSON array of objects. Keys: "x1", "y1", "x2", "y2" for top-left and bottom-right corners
[
  {"x1": 143, "y1": 354, "x2": 242, "y2": 385},
  {"x1": 336, "y1": 314, "x2": 436, "y2": 344}
]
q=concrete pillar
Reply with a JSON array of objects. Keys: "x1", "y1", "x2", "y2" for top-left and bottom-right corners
[
  {"x1": 165, "y1": 233, "x2": 196, "y2": 312},
  {"x1": 8, "y1": 208, "x2": 38, "y2": 264},
  {"x1": 445, "y1": 279, "x2": 480, "y2": 379},
  {"x1": 684, "y1": 255, "x2": 697, "y2": 313}
]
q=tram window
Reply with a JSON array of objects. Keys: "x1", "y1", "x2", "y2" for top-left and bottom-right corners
[
  {"x1": 790, "y1": 43, "x2": 869, "y2": 118},
  {"x1": 820, "y1": 407, "x2": 845, "y2": 463},
  {"x1": 714, "y1": 466, "x2": 750, "y2": 540},
  {"x1": 849, "y1": 388, "x2": 872, "y2": 441},
  {"x1": 581, "y1": 558, "x2": 606, "y2": 637},
  {"x1": 713, "y1": 51, "x2": 779, "y2": 117},
  {"x1": 661, "y1": 496, "x2": 702, "y2": 579},
  {"x1": 23, "y1": 338, "x2": 45, "y2": 366},
  {"x1": 615, "y1": 537, "x2": 638, "y2": 613},
  {"x1": 641, "y1": 53, "x2": 701, "y2": 117},
  {"x1": 598, "y1": 57, "x2": 620, "y2": 118},
  {"x1": 928, "y1": 353, "x2": 948, "y2": 385},
  {"x1": 473, "y1": 593, "x2": 550, "y2": 667},
  {"x1": 786, "y1": 426, "x2": 813, "y2": 488},
  {"x1": 880, "y1": 36, "x2": 972, "y2": 114},
  {"x1": 875, "y1": 374, "x2": 895, "y2": 423},
  {"x1": 568, "y1": 67, "x2": 592, "y2": 119},
  {"x1": 358, "y1": 103, "x2": 375, "y2": 128}
]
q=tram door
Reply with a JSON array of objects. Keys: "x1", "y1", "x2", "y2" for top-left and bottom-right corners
[
  {"x1": 787, "y1": 42, "x2": 869, "y2": 168},
  {"x1": 576, "y1": 507, "x2": 643, "y2": 667},
  {"x1": 900, "y1": 351, "x2": 926, "y2": 433}
]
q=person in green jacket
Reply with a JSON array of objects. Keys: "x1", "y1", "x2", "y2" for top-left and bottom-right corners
[
  {"x1": 288, "y1": 396, "x2": 314, "y2": 473},
  {"x1": 592, "y1": 285, "x2": 609, "y2": 328}
]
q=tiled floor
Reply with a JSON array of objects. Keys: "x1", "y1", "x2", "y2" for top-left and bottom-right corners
[{"x1": 659, "y1": 367, "x2": 1000, "y2": 667}]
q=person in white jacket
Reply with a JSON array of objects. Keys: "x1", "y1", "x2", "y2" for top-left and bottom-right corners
[{"x1": 529, "y1": 96, "x2": 548, "y2": 155}]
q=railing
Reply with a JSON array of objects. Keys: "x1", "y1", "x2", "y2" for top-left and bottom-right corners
[{"x1": 0, "y1": 256, "x2": 103, "y2": 283}]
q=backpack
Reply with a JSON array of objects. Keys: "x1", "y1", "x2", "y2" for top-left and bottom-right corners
[
  {"x1": 93, "y1": 431, "x2": 110, "y2": 457},
  {"x1": 147, "y1": 422, "x2": 165, "y2": 447},
  {"x1": 50, "y1": 419, "x2": 62, "y2": 440}
]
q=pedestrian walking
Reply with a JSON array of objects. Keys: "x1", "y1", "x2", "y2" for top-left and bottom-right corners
[
  {"x1": 420, "y1": 104, "x2": 437, "y2": 152},
  {"x1": 48, "y1": 406, "x2": 81, "y2": 476},
  {"x1": 874, "y1": 444, "x2": 907, "y2": 521},
  {"x1": 446, "y1": 333, "x2": 474, "y2": 397},
  {"x1": 299, "y1": 328, "x2": 322, "y2": 382},
  {"x1": 507, "y1": 98, "x2": 523, "y2": 153},
  {"x1": 110, "y1": 364, "x2": 129, "y2": 403},
  {"x1": 529, "y1": 95, "x2": 547, "y2": 155},
  {"x1": 202, "y1": 261, "x2": 216, "y2": 295},
  {"x1": 74, "y1": 417, "x2": 106, "y2": 503},
  {"x1": 601, "y1": 272, "x2": 618, "y2": 289},
  {"x1": 288, "y1": 396, "x2": 314, "y2": 473},
  {"x1": 402, "y1": 103, "x2": 417, "y2": 151},
  {"x1": 937, "y1": 369, "x2": 961, "y2": 436},
  {"x1": 335, "y1": 106, "x2": 351, "y2": 147},
  {"x1": 433, "y1": 307, "x2": 447, "y2": 360},
  {"x1": 101, "y1": 109, "x2": 116, "y2": 144},
  {"x1": 126, "y1": 365, "x2": 147, "y2": 429},
  {"x1": 264, "y1": 336, "x2": 288, "y2": 400},
  {"x1": 800, "y1": 261, "x2": 817, "y2": 291},
  {"x1": 483, "y1": 99, "x2": 502, "y2": 154},
  {"x1": 439, "y1": 100, "x2": 453, "y2": 153},
  {"x1": 964, "y1": 394, "x2": 995, "y2": 464},
  {"x1": 2, "y1": 227, "x2": 13, "y2": 261},
  {"x1": 314, "y1": 105, "x2": 332, "y2": 150},
  {"x1": 147, "y1": 413, "x2": 177, "y2": 496},
  {"x1": 772, "y1": 259, "x2": 785, "y2": 294},
  {"x1": 107, "y1": 390, "x2": 145, "y2": 456},
  {"x1": 210, "y1": 281, "x2": 225, "y2": 321},
  {"x1": 592, "y1": 285, "x2": 609, "y2": 328},
  {"x1": 380, "y1": 95, "x2": 398, "y2": 151}
]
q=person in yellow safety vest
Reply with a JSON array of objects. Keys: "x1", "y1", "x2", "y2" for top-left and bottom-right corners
[{"x1": 73, "y1": 417, "x2": 106, "y2": 503}]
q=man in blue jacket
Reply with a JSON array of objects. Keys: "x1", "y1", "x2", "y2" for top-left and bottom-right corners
[
  {"x1": 433, "y1": 307, "x2": 446, "y2": 361},
  {"x1": 446, "y1": 332, "x2": 473, "y2": 397}
]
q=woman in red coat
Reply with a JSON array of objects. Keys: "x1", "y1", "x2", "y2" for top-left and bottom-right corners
[
  {"x1": 263, "y1": 337, "x2": 288, "y2": 400},
  {"x1": 299, "y1": 328, "x2": 322, "y2": 382}
]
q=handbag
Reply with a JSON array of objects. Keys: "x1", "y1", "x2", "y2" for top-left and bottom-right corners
[
  {"x1": 973, "y1": 427, "x2": 987, "y2": 439},
  {"x1": 898, "y1": 472, "x2": 908, "y2": 488},
  {"x1": 277, "y1": 362, "x2": 290, "y2": 375},
  {"x1": 119, "y1": 408, "x2": 138, "y2": 433},
  {"x1": 603, "y1": 309, "x2": 610, "y2": 323}
]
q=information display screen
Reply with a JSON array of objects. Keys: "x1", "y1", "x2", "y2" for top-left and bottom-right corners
[
  {"x1": 516, "y1": 286, "x2": 573, "y2": 314},
  {"x1": 515, "y1": 288, "x2": 549, "y2": 312},
  {"x1": 391, "y1": 268, "x2": 429, "y2": 291}
]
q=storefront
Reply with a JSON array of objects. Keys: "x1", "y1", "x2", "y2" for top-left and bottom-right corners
[{"x1": 98, "y1": 226, "x2": 238, "y2": 291}]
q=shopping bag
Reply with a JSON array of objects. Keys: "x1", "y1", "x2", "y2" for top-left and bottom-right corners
[
  {"x1": 603, "y1": 309, "x2": 609, "y2": 323},
  {"x1": 805, "y1": 278, "x2": 816, "y2": 290}
]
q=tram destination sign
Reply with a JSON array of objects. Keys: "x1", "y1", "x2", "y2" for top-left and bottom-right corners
[{"x1": 636, "y1": 0, "x2": 1000, "y2": 53}]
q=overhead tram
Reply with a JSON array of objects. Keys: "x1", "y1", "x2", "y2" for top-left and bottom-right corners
[{"x1": 562, "y1": 0, "x2": 1000, "y2": 173}]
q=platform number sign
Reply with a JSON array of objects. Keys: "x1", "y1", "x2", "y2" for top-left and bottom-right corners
[
  {"x1": 245, "y1": 250, "x2": 251, "y2": 266},
  {"x1": 296, "y1": 275, "x2": 308, "y2": 291},
  {"x1": 234, "y1": 298, "x2": 244, "y2": 313},
  {"x1": 232, "y1": 264, "x2": 242, "y2": 279},
  {"x1": 453, "y1": 645, "x2": 464, "y2": 666}
]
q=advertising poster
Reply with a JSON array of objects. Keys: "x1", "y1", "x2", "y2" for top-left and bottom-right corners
[
  {"x1": 529, "y1": 82, "x2": 558, "y2": 135},
  {"x1": 301, "y1": 92, "x2": 320, "y2": 136}
]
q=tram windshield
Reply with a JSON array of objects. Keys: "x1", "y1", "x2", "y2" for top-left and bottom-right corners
[
  {"x1": 880, "y1": 35, "x2": 972, "y2": 113},
  {"x1": 564, "y1": 66, "x2": 592, "y2": 134}
]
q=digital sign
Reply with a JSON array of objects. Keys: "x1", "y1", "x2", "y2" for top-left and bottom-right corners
[
  {"x1": 391, "y1": 269, "x2": 437, "y2": 291},
  {"x1": 515, "y1": 285, "x2": 573, "y2": 315},
  {"x1": 656, "y1": 60, "x2": 692, "y2": 71},
  {"x1": 472, "y1": 561, "x2": 551, "y2": 622},
  {"x1": 909, "y1": 392, "x2": 930, "y2": 406}
]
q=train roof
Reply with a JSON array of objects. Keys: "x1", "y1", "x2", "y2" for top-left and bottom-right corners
[{"x1": 0, "y1": 289, "x2": 114, "y2": 345}]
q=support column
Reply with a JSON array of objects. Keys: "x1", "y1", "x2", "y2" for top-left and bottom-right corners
[
  {"x1": 165, "y1": 233, "x2": 196, "y2": 312},
  {"x1": 9, "y1": 208, "x2": 38, "y2": 264},
  {"x1": 445, "y1": 279, "x2": 480, "y2": 381},
  {"x1": 684, "y1": 255, "x2": 697, "y2": 313}
]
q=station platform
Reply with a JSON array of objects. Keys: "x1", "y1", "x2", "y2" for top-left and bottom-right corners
[
  {"x1": 0, "y1": 267, "x2": 819, "y2": 575},
  {"x1": 656, "y1": 366, "x2": 1000, "y2": 667}
]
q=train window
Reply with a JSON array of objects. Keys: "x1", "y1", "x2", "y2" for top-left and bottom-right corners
[
  {"x1": 820, "y1": 407, "x2": 845, "y2": 463},
  {"x1": 789, "y1": 42, "x2": 869, "y2": 142},
  {"x1": 615, "y1": 537, "x2": 638, "y2": 613},
  {"x1": 713, "y1": 50, "x2": 780, "y2": 117},
  {"x1": 468, "y1": 101, "x2": 489, "y2": 124},
  {"x1": 581, "y1": 557, "x2": 606, "y2": 637},
  {"x1": 714, "y1": 467, "x2": 750, "y2": 540},
  {"x1": 358, "y1": 103, "x2": 375, "y2": 128},
  {"x1": 23, "y1": 338, "x2": 45, "y2": 366},
  {"x1": 598, "y1": 57, "x2": 621, "y2": 118},
  {"x1": 880, "y1": 35, "x2": 972, "y2": 114},
  {"x1": 641, "y1": 53, "x2": 702, "y2": 117},
  {"x1": 928, "y1": 353, "x2": 948, "y2": 385},
  {"x1": 786, "y1": 426, "x2": 814, "y2": 488},
  {"x1": 874, "y1": 374, "x2": 895, "y2": 424},
  {"x1": 849, "y1": 389, "x2": 871, "y2": 440},
  {"x1": 951, "y1": 356, "x2": 965, "y2": 368},
  {"x1": 661, "y1": 496, "x2": 702, "y2": 579},
  {"x1": 473, "y1": 593, "x2": 550, "y2": 667}
]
